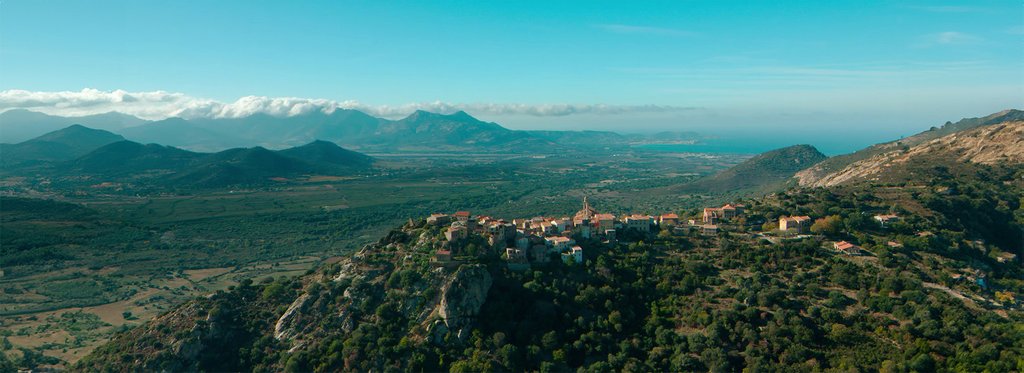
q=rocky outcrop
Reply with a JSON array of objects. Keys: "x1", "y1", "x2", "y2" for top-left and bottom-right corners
[
  {"x1": 437, "y1": 264, "x2": 492, "y2": 339},
  {"x1": 274, "y1": 293, "x2": 311, "y2": 341}
]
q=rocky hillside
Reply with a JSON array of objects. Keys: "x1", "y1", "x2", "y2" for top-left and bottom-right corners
[
  {"x1": 77, "y1": 223, "x2": 497, "y2": 371},
  {"x1": 797, "y1": 120, "x2": 1024, "y2": 187},
  {"x1": 796, "y1": 109, "x2": 1023, "y2": 187}
]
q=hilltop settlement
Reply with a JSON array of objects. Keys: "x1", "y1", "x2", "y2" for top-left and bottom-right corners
[{"x1": 425, "y1": 196, "x2": 922, "y2": 270}]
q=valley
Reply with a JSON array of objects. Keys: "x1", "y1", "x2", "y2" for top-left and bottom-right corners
[
  {"x1": 0, "y1": 109, "x2": 1021, "y2": 371},
  {"x1": 0, "y1": 139, "x2": 746, "y2": 368}
]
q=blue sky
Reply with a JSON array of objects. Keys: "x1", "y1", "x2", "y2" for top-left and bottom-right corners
[{"x1": 1, "y1": 1, "x2": 1022, "y2": 153}]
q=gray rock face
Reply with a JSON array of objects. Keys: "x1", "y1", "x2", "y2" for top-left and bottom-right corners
[
  {"x1": 274, "y1": 293, "x2": 312, "y2": 341},
  {"x1": 438, "y1": 264, "x2": 492, "y2": 337}
]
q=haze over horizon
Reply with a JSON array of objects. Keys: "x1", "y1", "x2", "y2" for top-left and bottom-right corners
[{"x1": 2, "y1": 0, "x2": 1022, "y2": 153}]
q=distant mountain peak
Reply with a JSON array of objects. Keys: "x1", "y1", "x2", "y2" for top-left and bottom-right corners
[
  {"x1": 278, "y1": 140, "x2": 374, "y2": 169},
  {"x1": 402, "y1": 110, "x2": 479, "y2": 122},
  {"x1": 448, "y1": 110, "x2": 474, "y2": 119},
  {"x1": 33, "y1": 124, "x2": 125, "y2": 144}
]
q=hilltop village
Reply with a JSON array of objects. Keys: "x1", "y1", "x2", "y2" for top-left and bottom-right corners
[{"x1": 421, "y1": 197, "x2": 912, "y2": 270}]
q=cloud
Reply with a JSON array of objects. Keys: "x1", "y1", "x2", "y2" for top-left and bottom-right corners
[
  {"x1": 595, "y1": 24, "x2": 696, "y2": 37},
  {"x1": 0, "y1": 88, "x2": 700, "y2": 120},
  {"x1": 933, "y1": 31, "x2": 980, "y2": 44},
  {"x1": 911, "y1": 31, "x2": 985, "y2": 48}
]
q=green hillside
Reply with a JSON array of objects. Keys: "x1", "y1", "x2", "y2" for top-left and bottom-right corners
[
  {"x1": 0, "y1": 125, "x2": 125, "y2": 166},
  {"x1": 277, "y1": 140, "x2": 375, "y2": 170},
  {"x1": 68, "y1": 140, "x2": 202, "y2": 175},
  {"x1": 20, "y1": 138, "x2": 377, "y2": 188},
  {"x1": 679, "y1": 144, "x2": 826, "y2": 194}
]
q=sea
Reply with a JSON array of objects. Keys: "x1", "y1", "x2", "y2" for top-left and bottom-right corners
[{"x1": 633, "y1": 129, "x2": 912, "y2": 156}]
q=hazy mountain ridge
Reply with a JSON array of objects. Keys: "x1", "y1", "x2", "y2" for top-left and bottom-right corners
[
  {"x1": 360, "y1": 110, "x2": 557, "y2": 152},
  {"x1": 2, "y1": 109, "x2": 703, "y2": 154},
  {"x1": 3, "y1": 125, "x2": 376, "y2": 187},
  {"x1": 0, "y1": 124, "x2": 126, "y2": 166},
  {"x1": 796, "y1": 109, "x2": 1024, "y2": 186},
  {"x1": 0, "y1": 109, "x2": 148, "y2": 143}
]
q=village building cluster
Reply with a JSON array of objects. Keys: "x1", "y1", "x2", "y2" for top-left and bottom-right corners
[
  {"x1": 425, "y1": 197, "x2": 915, "y2": 268},
  {"x1": 427, "y1": 197, "x2": 687, "y2": 269}
]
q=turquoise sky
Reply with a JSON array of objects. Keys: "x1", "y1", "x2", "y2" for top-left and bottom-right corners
[{"x1": 1, "y1": 1, "x2": 1022, "y2": 152}]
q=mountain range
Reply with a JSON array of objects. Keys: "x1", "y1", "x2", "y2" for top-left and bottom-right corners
[
  {"x1": 1, "y1": 125, "x2": 376, "y2": 188},
  {"x1": 0, "y1": 109, "x2": 148, "y2": 144},
  {"x1": 1, "y1": 109, "x2": 702, "y2": 153}
]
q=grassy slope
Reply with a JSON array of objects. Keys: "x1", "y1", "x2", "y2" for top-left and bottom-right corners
[{"x1": 678, "y1": 144, "x2": 827, "y2": 195}]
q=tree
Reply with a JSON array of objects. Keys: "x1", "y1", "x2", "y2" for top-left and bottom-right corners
[{"x1": 810, "y1": 215, "x2": 842, "y2": 236}]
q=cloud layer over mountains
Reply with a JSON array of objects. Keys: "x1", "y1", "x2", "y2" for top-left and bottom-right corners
[{"x1": 0, "y1": 88, "x2": 697, "y2": 120}]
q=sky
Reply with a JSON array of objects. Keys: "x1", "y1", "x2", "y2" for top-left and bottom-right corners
[{"x1": 1, "y1": 0, "x2": 1022, "y2": 153}]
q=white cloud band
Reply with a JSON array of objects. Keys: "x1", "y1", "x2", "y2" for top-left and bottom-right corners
[{"x1": 0, "y1": 88, "x2": 698, "y2": 120}]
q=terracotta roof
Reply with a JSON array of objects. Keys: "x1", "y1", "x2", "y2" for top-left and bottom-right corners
[
  {"x1": 454, "y1": 211, "x2": 471, "y2": 217},
  {"x1": 834, "y1": 241, "x2": 856, "y2": 250},
  {"x1": 661, "y1": 213, "x2": 679, "y2": 219}
]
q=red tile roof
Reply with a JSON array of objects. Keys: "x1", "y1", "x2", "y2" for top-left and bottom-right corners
[{"x1": 834, "y1": 241, "x2": 856, "y2": 250}]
